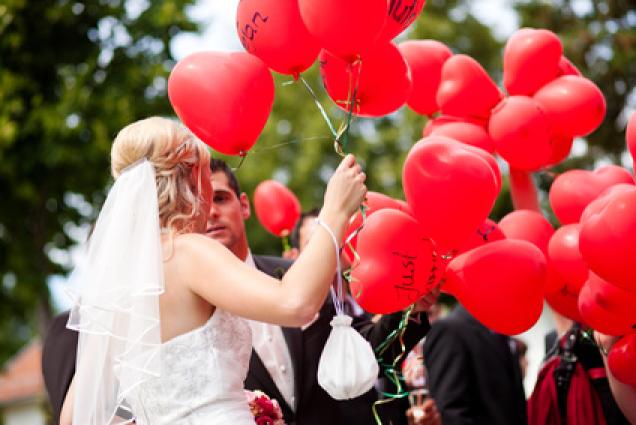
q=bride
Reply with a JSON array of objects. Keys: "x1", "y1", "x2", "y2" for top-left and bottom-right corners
[{"x1": 59, "y1": 116, "x2": 366, "y2": 424}]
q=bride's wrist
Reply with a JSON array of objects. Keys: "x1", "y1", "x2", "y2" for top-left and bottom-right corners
[{"x1": 317, "y1": 209, "x2": 347, "y2": 244}]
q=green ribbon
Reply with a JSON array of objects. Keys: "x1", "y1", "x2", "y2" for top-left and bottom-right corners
[
  {"x1": 371, "y1": 304, "x2": 415, "y2": 424},
  {"x1": 299, "y1": 76, "x2": 338, "y2": 139},
  {"x1": 281, "y1": 234, "x2": 291, "y2": 254}
]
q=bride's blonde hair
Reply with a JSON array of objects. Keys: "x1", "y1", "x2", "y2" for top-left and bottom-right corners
[{"x1": 111, "y1": 117, "x2": 210, "y2": 234}]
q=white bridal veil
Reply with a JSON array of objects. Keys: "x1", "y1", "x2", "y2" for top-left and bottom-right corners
[{"x1": 67, "y1": 159, "x2": 164, "y2": 424}]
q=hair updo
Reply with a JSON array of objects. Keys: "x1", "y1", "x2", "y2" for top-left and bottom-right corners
[{"x1": 111, "y1": 116, "x2": 210, "y2": 234}]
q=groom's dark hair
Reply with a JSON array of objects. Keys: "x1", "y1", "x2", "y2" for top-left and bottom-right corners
[{"x1": 210, "y1": 159, "x2": 241, "y2": 197}]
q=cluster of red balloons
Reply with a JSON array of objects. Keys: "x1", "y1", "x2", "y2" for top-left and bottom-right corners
[
  {"x1": 401, "y1": 29, "x2": 606, "y2": 173},
  {"x1": 349, "y1": 134, "x2": 548, "y2": 336},
  {"x1": 167, "y1": 0, "x2": 431, "y2": 155},
  {"x1": 536, "y1": 112, "x2": 636, "y2": 386}
]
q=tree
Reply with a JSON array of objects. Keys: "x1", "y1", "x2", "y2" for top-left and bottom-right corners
[{"x1": 0, "y1": 0, "x2": 196, "y2": 365}]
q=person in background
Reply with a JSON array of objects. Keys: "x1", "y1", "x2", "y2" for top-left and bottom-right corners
[
  {"x1": 424, "y1": 303, "x2": 527, "y2": 425},
  {"x1": 514, "y1": 338, "x2": 529, "y2": 380},
  {"x1": 528, "y1": 322, "x2": 631, "y2": 425}
]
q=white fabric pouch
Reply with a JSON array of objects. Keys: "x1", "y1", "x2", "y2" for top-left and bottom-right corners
[{"x1": 317, "y1": 314, "x2": 379, "y2": 400}]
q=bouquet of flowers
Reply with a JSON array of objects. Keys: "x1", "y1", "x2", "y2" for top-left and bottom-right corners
[{"x1": 244, "y1": 390, "x2": 285, "y2": 425}]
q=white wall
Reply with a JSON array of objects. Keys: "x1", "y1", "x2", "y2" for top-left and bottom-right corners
[
  {"x1": 4, "y1": 403, "x2": 46, "y2": 425},
  {"x1": 517, "y1": 303, "x2": 556, "y2": 396}
]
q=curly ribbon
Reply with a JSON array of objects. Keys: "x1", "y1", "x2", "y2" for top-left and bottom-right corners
[
  {"x1": 335, "y1": 59, "x2": 362, "y2": 156},
  {"x1": 371, "y1": 304, "x2": 414, "y2": 424}
]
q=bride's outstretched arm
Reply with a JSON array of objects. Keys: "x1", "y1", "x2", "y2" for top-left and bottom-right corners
[{"x1": 182, "y1": 154, "x2": 366, "y2": 327}]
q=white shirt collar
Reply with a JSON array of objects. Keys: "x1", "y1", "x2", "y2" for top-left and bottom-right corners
[{"x1": 244, "y1": 251, "x2": 256, "y2": 268}]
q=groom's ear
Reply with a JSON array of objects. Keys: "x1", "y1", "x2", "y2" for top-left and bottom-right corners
[{"x1": 239, "y1": 192, "x2": 251, "y2": 220}]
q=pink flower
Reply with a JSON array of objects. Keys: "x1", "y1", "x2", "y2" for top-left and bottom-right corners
[
  {"x1": 244, "y1": 389, "x2": 286, "y2": 424},
  {"x1": 255, "y1": 396, "x2": 275, "y2": 415}
]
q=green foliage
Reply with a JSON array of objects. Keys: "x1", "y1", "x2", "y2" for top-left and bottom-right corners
[{"x1": 0, "y1": 0, "x2": 196, "y2": 365}]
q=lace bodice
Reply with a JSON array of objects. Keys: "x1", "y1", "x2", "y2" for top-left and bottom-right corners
[{"x1": 127, "y1": 308, "x2": 254, "y2": 424}]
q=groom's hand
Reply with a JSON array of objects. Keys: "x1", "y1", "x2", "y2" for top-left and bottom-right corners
[{"x1": 412, "y1": 286, "x2": 441, "y2": 313}]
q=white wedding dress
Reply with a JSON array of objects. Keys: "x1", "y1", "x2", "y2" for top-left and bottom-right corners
[{"x1": 126, "y1": 308, "x2": 255, "y2": 424}]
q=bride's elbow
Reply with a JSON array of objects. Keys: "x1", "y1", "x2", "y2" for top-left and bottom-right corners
[{"x1": 283, "y1": 299, "x2": 320, "y2": 327}]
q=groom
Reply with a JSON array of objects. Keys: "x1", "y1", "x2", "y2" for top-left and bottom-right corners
[{"x1": 207, "y1": 159, "x2": 435, "y2": 425}]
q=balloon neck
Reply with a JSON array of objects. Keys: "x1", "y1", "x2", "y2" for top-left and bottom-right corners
[{"x1": 292, "y1": 72, "x2": 300, "y2": 81}]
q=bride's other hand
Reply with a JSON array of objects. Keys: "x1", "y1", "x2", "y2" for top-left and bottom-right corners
[{"x1": 322, "y1": 154, "x2": 367, "y2": 221}]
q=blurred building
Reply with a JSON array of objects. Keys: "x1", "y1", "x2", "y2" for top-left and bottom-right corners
[{"x1": 0, "y1": 341, "x2": 47, "y2": 425}]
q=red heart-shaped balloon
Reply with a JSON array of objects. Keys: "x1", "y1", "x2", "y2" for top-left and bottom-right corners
[
  {"x1": 444, "y1": 239, "x2": 546, "y2": 335},
  {"x1": 403, "y1": 137, "x2": 500, "y2": 253},
  {"x1": 498, "y1": 209, "x2": 554, "y2": 256},
  {"x1": 343, "y1": 191, "x2": 407, "y2": 261},
  {"x1": 534, "y1": 75, "x2": 606, "y2": 138},
  {"x1": 236, "y1": 0, "x2": 320, "y2": 76},
  {"x1": 378, "y1": 0, "x2": 427, "y2": 42},
  {"x1": 320, "y1": 42, "x2": 412, "y2": 117},
  {"x1": 503, "y1": 28, "x2": 563, "y2": 96},
  {"x1": 299, "y1": 0, "x2": 387, "y2": 62},
  {"x1": 578, "y1": 273, "x2": 636, "y2": 336},
  {"x1": 547, "y1": 224, "x2": 588, "y2": 293},
  {"x1": 608, "y1": 334, "x2": 636, "y2": 386},
  {"x1": 489, "y1": 96, "x2": 553, "y2": 171},
  {"x1": 580, "y1": 184, "x2": 636, "y2": 223},
  {"x1": 253, "y1": 180, "x2": 301, "y2": 237},
  {"x1": 350, "y1": 209, "x2": 441, "y2": 314},
  {"x1": 398, "y1": 40, "x2": 453, "y2": 116},
  {"x1": 546, "y1": 135, "x2": 574, "y2": 167},
  {"x1": 545, "y1": 282, "x2": 584, "y2": 323},
  {"x1": 557, "y1": 56, "x2": 581, "y2": 77},
  {"x1": 549, "y1": 165, "x2": 634, "y2": 225},
  {"x1": 580, "y1": 188, "x2": 636, "y2": 292},
  {"x1": 436, "y1": 54, "x2": 504, "y2": 122},
  {"x1": 457, "y1": 219, "x2": 506, "y2": 255},
  {"x1": 627, "y1": 112, "x2": 636, "y2": 164},
  {"x1": 168, "y1": 51, "x2": 274, "y2": 156},
  {"x1": 430, "y1": 121, "x2": 495, "y2": 153}
]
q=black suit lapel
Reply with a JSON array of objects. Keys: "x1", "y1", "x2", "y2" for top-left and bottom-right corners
[
  {"x1": 282, "y1": 326, "x2": 303, "y2": 403},
  {"x1": 247, "y1": 350, "x2": 295, "y2": 417}
]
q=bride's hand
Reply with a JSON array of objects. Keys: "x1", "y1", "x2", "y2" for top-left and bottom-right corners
[{"x1": 322, "y1": 154, "x2": 367, "y2": 220}]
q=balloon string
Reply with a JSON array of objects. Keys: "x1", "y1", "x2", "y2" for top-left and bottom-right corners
[
  {"x1": 231, "y1": 152, "x2": 248, "y2": 171},
  {"x1": 298, "y1": 76, "x2": 339, "y2": 139},
  {"x1": 336, "y1": 59, "x2": 362, "y2": 156},
  {"x1": 341, "y1": 201, "x2": 368, "y2": 297},
  {"x1": 371, "y1": 304, "x2": 414, "y2": 425},
  {"x1": 281, "y1": 235, "x2": 291, "y2": 253}
]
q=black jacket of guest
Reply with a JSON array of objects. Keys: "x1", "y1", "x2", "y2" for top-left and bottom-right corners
[
  {"x1": 42, "y1": 254, "x2": 430, "y2": 425},
  {"x1": 423, "y1": 305, "x2": 528, "y2": 425}
]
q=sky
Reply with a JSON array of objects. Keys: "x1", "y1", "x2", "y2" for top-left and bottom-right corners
[{"x1": 170, "y1": 0, "x2": 520, "y2": 59}]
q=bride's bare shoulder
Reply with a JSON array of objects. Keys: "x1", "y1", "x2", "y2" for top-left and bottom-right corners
[{"x1": 169, "y1": 233, "x2": 228, "y2": 258}]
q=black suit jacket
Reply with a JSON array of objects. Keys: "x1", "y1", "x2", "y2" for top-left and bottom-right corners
[
  {"x1": 41, "y1": 254, "x2": 430, "y2": 425},
  {"x1": 42, "y1": 310, "x2": 78, "y2": 423},
  {"x1": 249, "y1": 255, "x2": 431, "y2": 425},
  {"x1": 423, "y1": 305, "x2": 528, "y2": 425}
]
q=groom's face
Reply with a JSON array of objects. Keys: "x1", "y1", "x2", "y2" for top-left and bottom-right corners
[{"x1": 206, "y1": 171, "x2": 250, "y2": 257}]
